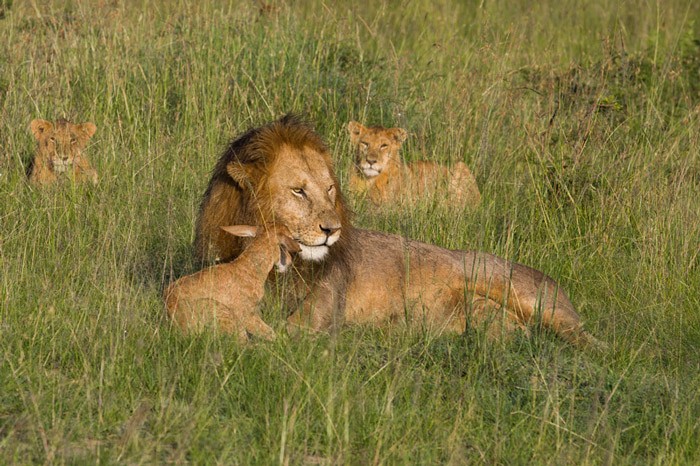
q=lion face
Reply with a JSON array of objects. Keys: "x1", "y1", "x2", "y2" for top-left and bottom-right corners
[
  {"x1": 228, "y1": 144, "x2": 342, "y2": 262},
  {"x1": 30, "y1": 119, "x2": 97, "y2": 173},
  {"x1": 347, "y1": 121, "x2": 407, "y2": 178}
]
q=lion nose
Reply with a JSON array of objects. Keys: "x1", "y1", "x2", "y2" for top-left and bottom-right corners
[{"x1": 319, "y1": 224, "x2": 340, "y2": 237}]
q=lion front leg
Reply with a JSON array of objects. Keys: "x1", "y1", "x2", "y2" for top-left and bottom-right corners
[
  {"x1": 76, "y1": 168, "x2": 98, "y2": 185},
  {"x1": 29, "y1": 159, "x2": 57, "y2": 186},
  {"x1": 169, "y1": 298, "x2": 273, "y2": 345},
  {"x1": 74, "y1": 158, "x2": 98, "y2": 185},
  {"x1": 212, "y1": 305, "x2": 277, "y2": 343},
  {"x1": 286, "y1": 298, "x2": 334, "y2": 333},
  {"x1": 242, "y1": 313, "x2": 277, "y2": 341},
  {"x1": 286, "y1": 278, "x2": 345, "y2": 334}
]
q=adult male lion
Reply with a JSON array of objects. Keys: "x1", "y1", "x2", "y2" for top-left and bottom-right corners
[{"x1": 193, "y1": 115, "x2": 603, "y2": 347}]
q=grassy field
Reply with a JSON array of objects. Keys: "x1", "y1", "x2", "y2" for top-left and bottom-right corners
[{"x1": 1, "y1": 0, "x2": 699, "y2": 463}]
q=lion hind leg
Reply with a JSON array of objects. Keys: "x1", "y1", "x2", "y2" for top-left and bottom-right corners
[
  {"x1": 514, "y1": 279, "x2": 607, "y2": 350},
  {"x1": 467, "y1": 296, "x2": 530, "y2": 342}
]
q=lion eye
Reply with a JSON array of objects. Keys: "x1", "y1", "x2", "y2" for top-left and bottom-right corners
[
  {"x1": 328, "y1": 185, "x2": 335, "y2": 196},
  {"x1": 48, "y1": 137, "x2": 56, "y2": 144},
  {"x1": 292, "y1": 188, "x2": 306, "y2": 198},
  {"x1": 70, "y1": 137, "x2": 77, "y2": 145},
  {"x1": 360, "y1": 141, "x2": 369, "y2": 149},
  {"x1": 380, "y1": 144, "x2": 388, "y2": 150}
]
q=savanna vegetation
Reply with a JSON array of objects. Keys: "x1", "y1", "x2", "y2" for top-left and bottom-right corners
[{"x1": 1, "y1": 0, "x2": 699, "y2": 463}]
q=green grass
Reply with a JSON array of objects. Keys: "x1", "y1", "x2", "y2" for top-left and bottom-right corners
[{"x1": 1, "y1": 0, "x2": 699, "y2": 463}]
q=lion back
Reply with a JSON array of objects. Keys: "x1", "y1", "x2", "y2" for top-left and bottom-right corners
[{"x1": 448, "y1": 162, "x2": 481, "y2": 206}]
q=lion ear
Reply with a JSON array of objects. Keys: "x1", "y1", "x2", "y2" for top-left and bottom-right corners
[
  {"x1": 226, "y1": 161, "x2": 258, "y2": 188},
  {"x1": 77, "y1": 122, "x2": 97, "y2": 139},
  {"x1": 30, "y1": 119, "x2": 53, "y2": 140},
  {"x1": 347, "y1": 121, "x2": 365, "y2": 145},
  {"x1": 389, "y1": 127, "x2": 408, "y2": 145},
  {"x1": 220, "y1": 225, "x2": 259, "y2": 238}
]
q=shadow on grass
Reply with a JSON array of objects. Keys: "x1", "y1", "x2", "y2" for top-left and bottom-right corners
[{"x1": 126, "y1": 230, "x2": 205, "y2": 296}]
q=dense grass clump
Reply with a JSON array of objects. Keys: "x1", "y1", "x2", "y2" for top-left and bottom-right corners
[{"x1": 1, "y1": 1, "x2": 699, "y2": 463}]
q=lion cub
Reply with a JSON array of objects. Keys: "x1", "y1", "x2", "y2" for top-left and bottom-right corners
[
  {"x1": 347, "y1": 121, "x2": 481, "y2": 207},
  {"x1": 28, "y1": 118, "x2": 98, "y2": 186},
  {"x1": 165, "y1": 225, "x2": 300, "y2": 343}
]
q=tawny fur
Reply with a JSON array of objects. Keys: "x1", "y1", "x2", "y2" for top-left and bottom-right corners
[
  {"x1": 347, "y1": 121, "x2": 481, "y2": 207},
  {"x1": 193, "y1": 116, "x2": 603, "y2": 349},
  {"x1": 330, "y1": 230, "x2": 603, "y2": 348},
  {"x1": 165, "y1": 225, "x2": 299, "y2": 343},
  {"x1": 28, "y1": 118, "x2": 98, "y2": 186},
  {"x1": 195, "y1": 114, "x2": 350, "y2": 264}
]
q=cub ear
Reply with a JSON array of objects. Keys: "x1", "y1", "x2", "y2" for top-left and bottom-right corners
[
  {"x1": 226, "y1": 161, "x2": 258, "y2": 189},
  {"x1": 347, "y1": 121, "x2": 365, "y2": 145},
  {"x1": 220, "y1": 225, "x2": 259, "y2": 238},
  {"x1": 78, "y1": 122, "x2": 97, "y2": 139},
  {"x1": 30, "y1": 119, "x2": 53, "y2": 140},
  {"x1": 389, "y1": 127, "x2": 408, "y2": 145}
]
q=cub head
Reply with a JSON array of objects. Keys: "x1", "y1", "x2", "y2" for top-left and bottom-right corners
[
  {"x1": 30, "y1": 119, "x2": 97, "y2": 173},
  {"x1": 224, "y1": 116, "x2": 349, "y2": 263},
  {"x1": 347, "y1": 121, "x2": 407, "y2": 178},
  {"x1": 220, "y1": 224, "x2": 301, "y2": 272}
]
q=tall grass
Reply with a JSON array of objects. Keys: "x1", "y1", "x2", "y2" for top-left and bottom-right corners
[{"x1": 1, "y1": 0, "x2": 699, "y2": 463}]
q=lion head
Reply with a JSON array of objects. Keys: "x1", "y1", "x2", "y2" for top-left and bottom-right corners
[
  {"x1": 30, "y1": 118, "x2": 96, "y2": 173},
  {"x1": 347, "y1": 121, "x2": 407, "y2": 178},
  {"x1": 195, "y1": 115, "x2": 353, "y2": 265}
]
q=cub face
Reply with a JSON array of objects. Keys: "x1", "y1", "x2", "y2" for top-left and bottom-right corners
[
  {"x1": 347, "y1": 121, "x2": 407, "y2": 178},
  {"x1": 30, "y1": 119, "x2": 97, "y2": 173},
  {"x1": 220, "y1": 224, "x2": 301, "y2": 272}
]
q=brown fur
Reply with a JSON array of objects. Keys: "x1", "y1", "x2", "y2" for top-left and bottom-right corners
[
  {"x1": 165, "y1": 225, "x2": 299, "y2": 342},
  {"x1": 333, "y1": 230, "x2": 604, "y2": 348},
  {"x1": 347, "y1": 121, "x2": 481, "y2": 207},
  {"x1": 28, "y1": 118, "x2": 98, "y2": 186},
  {"x1": 193, "y1": 116, "x2": 602, "y2": 348},
  {"x1": 194, "y1": 114, "x2": 356, "y2": 330}
]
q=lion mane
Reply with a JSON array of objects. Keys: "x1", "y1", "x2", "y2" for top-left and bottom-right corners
[{"x1": 194, "y1": 114, "x2": 355, "y2": 271}]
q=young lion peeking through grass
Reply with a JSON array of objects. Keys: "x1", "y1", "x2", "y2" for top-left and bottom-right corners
[
  {"x1": 28, "y1": 118, "x2": 98, "y2": 186},
  {"x1": 347, "y1": 121, "x2": 481, "y2": 208}
]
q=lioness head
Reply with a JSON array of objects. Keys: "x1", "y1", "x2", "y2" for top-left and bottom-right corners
[
  {"x1": 196, "y1": 115, "x2": 351, "y2": 264},
  {"x1": 347, "y1": 121, "x2": 407, "y2": 178},
  {"x1": 30, "y1": 119, "x2": 97, "y2": 173}
]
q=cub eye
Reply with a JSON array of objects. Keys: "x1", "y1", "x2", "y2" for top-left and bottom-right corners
[
  {"x1": 292, "y1": 188, "x2": 306, "y2": 198},
  {"x1": 380, "y1": 143, "x2": 388, "y2": 150},
  {"x1": 360, "y1": 141, "x2": 369, "y2": 149},
  {"x1": 48, "y1": 137, "x2": 56, "y2": 143},
  {"x1": 328, "y1": 185, "x2": 335, "y2": 195},
  {"x1": 70, "y1": 137, "x2": 77, "y2": 145}
]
